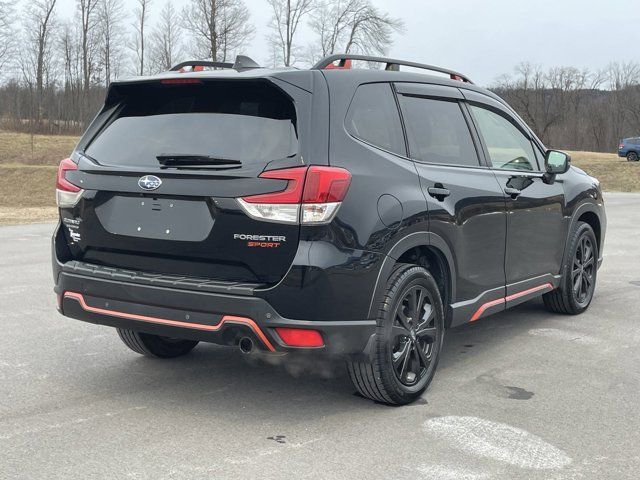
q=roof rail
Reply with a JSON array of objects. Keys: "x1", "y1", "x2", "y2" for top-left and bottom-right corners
[
  {"x1": 311, "y1": 54, "x2": 474, "y2": 84},
  {"x1": 170, "y1": 55, "x2": 261, "y2": 73}
]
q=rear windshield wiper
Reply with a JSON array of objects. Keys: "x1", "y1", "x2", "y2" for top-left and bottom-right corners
[{"x1": 156, "y1": 154, "x2": 242, "y2": 168}]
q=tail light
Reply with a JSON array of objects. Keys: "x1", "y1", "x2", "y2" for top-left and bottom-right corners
[
  {"x1": 56, "y1": 158, "x2": 84, "y2": 208},
  {"x1": 619, "y1": 143, "x2": 625, "y2": 149},
  {"x1": 237, "y1": 166, "x2": 351, "y2": 224}
]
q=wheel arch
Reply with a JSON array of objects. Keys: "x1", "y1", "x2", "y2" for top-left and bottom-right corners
[
  {"x1": 562, "y1": 202, "x2": 603, "y2": 269},
  {"x1": 368, "y1": 232, "x2": 457, "y2": 327}
]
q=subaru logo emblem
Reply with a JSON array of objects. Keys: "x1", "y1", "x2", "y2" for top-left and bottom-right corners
[{"x1": 138, "y1": 175, "x2": 162, "y2": 191}]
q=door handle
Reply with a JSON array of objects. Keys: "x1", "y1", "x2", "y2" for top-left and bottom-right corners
[
  {"x1": 427, "y1": 186, "x2": 451, "y2": 201},
  {"x1": 504, "y1": 187, "x2": 521, "y2": 198}
]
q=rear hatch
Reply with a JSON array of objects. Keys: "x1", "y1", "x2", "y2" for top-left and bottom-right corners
[{"x1": 58, "y1": 75, "x2": 320, "y2": 285}]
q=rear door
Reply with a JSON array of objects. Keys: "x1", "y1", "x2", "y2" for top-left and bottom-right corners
[
  {"x1": 463, "y1": 91, "x2": 567, "y2": 293},
  {"x1": 60, "y1": 77, "x2": 320, "y2": 285},
  {"x1": 395, "y1": 83, "x2": 507, "y2": 323}
]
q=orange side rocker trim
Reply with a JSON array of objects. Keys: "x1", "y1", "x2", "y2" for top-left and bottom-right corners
[
  {"x1": 63, "y1": 291, "x2": 276, "y2": 352},
  {"x1": 469, "y1": 283, "x2": 553, "y2": 322}
]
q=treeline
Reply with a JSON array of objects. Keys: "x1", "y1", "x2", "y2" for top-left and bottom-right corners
[
  {"x1": 0, "y1": 0, "x2": 403, "y2": 133},
  {"x1": 494, "y1": 62, "x2": 640, "y2": 152},
  {"x1": 1, "y1": 1, "x2": 639, "y2": 153}
]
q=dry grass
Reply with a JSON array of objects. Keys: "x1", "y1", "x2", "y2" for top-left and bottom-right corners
[
  {"x1": 567, "y1": 150, "x2": 640, "y2": 193},
  {"x1": 0, "y1": 129, "x2": 77, "y2": 166},
  {"x1": 0, "y1": 129, "x2": 637, "y2": 225}
]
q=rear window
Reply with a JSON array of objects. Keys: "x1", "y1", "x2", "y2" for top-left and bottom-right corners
[{"x1": 85, "y1": 80, "x2": 298, "y2": 167}]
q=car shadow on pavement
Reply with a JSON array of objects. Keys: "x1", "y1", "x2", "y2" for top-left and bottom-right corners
[{"x1": 70, "y1": 297, "x2": 561, "y2": 416}]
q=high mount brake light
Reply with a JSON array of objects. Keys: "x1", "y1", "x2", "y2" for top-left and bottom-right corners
[
  {"x1": 160, "y1": 78, "x2": 203, "y2": 85},
  {"x1": 56, "y1": 158, "x2": 84, "y2": 208},
  {"x1": 237, "y1": 166, "x2": 351, "y2": 224}
]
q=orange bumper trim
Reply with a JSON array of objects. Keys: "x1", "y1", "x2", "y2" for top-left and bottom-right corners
[{"x1": 62, "y1": 291, "x2": 276, "y2": 351}]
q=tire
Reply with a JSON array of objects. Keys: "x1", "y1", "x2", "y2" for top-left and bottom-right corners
[
  {"x1": 117, "y1": 328, "x2": 199, "y2": 358},
  {"x1": 347, "y1": 264, "x2": 445, "y2": 405},
  {"x1": 543, "y1": 221, "x2": 598, "y2": 315},
  {"x1": 627, "y1": 151, "x2": 638, "y2": 162}
]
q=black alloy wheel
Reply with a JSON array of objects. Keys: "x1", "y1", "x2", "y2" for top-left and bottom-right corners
[
  {"x1": 572, "y1": 234, "x2": 596, "y2": 307},
  {"x1": 543, "y1": 221, "x2": 598, "y2": 315},
  {"x1": 347, "y1": 264, "x2": 444, "y2": 405},
  {"x1": 391, "y1": 285, "x2": 438, "y2": 387}
]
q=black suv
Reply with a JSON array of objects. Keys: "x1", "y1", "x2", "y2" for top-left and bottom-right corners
[{"x1": 53, "y1": 54, "x2": 606, "y2": 405}]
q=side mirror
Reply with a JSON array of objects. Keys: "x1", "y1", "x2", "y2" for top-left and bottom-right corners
[
  {"x1": 545, "y1": 150, "x2": 570, "y2": 175},
  {"x1": 543, "y1": 150, "x2": 570, "y2": 184}
]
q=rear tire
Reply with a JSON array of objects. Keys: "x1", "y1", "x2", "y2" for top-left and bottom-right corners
[
  {"x1": 117, "y1": 329, "x2": 199, "y2": 358},
  {"x1": 627, "y1": 151, "x2": 638, "y2": 162},
  {"x1": 543, "y1": 221, "x2": 598, "y2": 315},
  {"x1": 347, "y1": 264, "x2": 444, "y2": 405}
]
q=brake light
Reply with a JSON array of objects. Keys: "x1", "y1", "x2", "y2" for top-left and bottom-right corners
[
  {"x1": 241, "y1": 168, "x2": 307, "y2": 204},
  {"x1": 619, "y1": 143, "x2": 625, "y2": 149},
  {"x1": 56, "y1": 158, "x2": 80, "y2": 192},
  {"x1": 302, "y1": 166, "x2": 351, "y2": 203},
  {"x1": 160, "y1": 78, "x2": 203, "y2": 85},
  {"x1": 275, "y1": 327, "x2": 324, "y2": 347},
  {"x1": 56, "y1": 158, "x2": 84, "y2": 208},
  {"x1": 237, "y1": 166, "x2": 351, "y2": 224}
]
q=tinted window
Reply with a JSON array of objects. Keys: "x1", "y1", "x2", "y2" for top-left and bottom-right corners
[
  {"x1": 345, "y1": 83, "x2": 406, "y2": 155},
  {"x1": 470, "y1": 105, "x2": 537, "y2": 171},
  {"x1": 86, "y1": 81, "x2": 298, "y2": 167},
  {"x1": 398, "y1": 96, "x2": 479, "y2": 166}
]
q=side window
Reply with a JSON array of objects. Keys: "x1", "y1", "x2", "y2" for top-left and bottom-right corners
[
  {"x1": 398, "y1": 96, "x2": 479, "y2": 166},
  {"x1": 470, "y1": 105, "x2": 538, "y2": 171},
  {"x1": 345, "y1": 83, "x2": 406, "y2": 156}
]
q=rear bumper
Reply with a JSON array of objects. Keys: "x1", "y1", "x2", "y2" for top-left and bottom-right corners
[{"x1": 55, "y1": 267, "x2": 376, "y2": 355}]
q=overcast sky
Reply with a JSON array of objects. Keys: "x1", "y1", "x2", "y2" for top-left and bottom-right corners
[{"x1": 50, "y1": 0, "x2": 640, "y2": 86}]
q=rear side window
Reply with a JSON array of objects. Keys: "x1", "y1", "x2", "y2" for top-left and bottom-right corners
[
  {"x1": 399, "y1": 96, "x2": 479, "y2": 167},
  {"x1": 85, "y1": 80, "x2": 298, "y2": 167},
  {"x1": 345, "y1": 83, "x2": 406, "y2": 156}
]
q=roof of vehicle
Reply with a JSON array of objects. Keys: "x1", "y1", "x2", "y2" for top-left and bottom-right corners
[{"x1": 110, "y1": 54, "x2": 500, "y2": 102}]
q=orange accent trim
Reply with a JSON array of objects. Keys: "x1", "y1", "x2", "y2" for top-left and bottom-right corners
[
  {"x1": 469, "y1": 297, "x2": 505, "y2": 322},
  {"x1": 505, "y1": 283, "x2": 553, "y2": 302},
  {"x1": 63, "y1": 292, "x2": 275, "y2": 352},
  {"x1": 469, "y1": 283, "x2": 553, "y2": 322}
]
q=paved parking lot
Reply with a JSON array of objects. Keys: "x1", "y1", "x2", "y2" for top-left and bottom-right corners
[{"x1": 1, "y1": 192, "x2": 639, "y2": 479}]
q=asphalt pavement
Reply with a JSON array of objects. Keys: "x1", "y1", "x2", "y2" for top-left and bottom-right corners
[{"x1": 1, "y1": 192, "x2": 639, "y2": 479}]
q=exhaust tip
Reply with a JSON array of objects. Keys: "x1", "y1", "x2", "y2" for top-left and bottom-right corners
[{"x1": 239, "y1": 337, "x2": 254, "y2": 354}]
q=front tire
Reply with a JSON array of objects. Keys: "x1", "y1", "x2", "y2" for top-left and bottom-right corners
[
  {"x1": 543, "y1": 221, "x2": 598, "y2": 315},
  {"x1": 347, "y1": 264, "x2": 444, "y2": 405},
  {"x1": 627, "y1": 151, "x2": 638, "y2": 162},
  {"x1": 117, "y1": 329, "x2": 199, "y2": 358}
]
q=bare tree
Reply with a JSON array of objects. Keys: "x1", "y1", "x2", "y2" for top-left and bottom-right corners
[
  {"x1": 309, "y1": 0, "x2": 403, "y2": 60},
  {"x1": 267, "y1": 0, "x2": 314, "y2": 67},
  {"x1": 77, "y1": 0, "x2": 101, "y2": 94},
  {"x1": 98, "y1": 0, "x2": 126, "y2": 85},
  {"x1": 182, "y1": 0, "x2": 254, "y2": 62},
  {"x1": 0, "y1": 0, "x2": 15, "y2": 72},
  {"x1": 22, "y1": 0, "x2": 58, "y2": 125},
  {"x1": 59, "y1": 21, "x2": 83, "y2": 130},
  {"x1": 150, "y1": 1, "x2": 183, "y2": 72},
  {"x1": 132, "y1": 0, "x2": 151, "y2": 75}
]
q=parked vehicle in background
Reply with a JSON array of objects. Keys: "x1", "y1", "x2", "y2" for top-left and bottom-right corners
[
  {"x1": 618, "y1": 137, "x2": 640, "y2": 161},
  {"x1": 53, "y1": 54, "x2": 607, "y2": 405}
]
